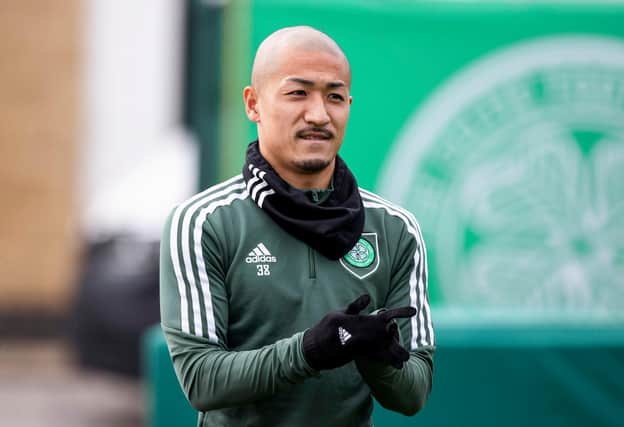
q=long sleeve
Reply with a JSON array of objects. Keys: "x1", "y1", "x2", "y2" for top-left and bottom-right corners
[
  {"x1": 357, "y1": 209, "x2": 435, "y2": 415},
  {"x1": 162, "y1": 326, "x2": 317, "y2": 412},
  {"x1": 160, "y1": 208, "x2": 318, "y2": 412},
  {"x1": 356, "y1": 348, "x2": 433, "y2": 416}
]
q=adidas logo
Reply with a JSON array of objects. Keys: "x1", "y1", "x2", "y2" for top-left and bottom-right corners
[
  {"x1": 245, "y1": 243, "x2": 277, "y2": 264},
  {"x1": 338, "y1": 326, "x2": 352, "y2": 345}
]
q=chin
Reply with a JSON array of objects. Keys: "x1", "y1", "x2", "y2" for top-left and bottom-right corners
[{"x1": 294, "y1": 158, "x2": 332, "y2": 173}]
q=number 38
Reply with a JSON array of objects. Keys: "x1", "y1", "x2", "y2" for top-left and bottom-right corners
[{"x1": 256, "y1": 264, "x2": 270, "y2": 276}]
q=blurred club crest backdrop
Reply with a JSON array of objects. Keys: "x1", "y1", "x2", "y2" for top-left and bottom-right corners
[{"x1": 379, "y1": 35, "x2": 624, "y2": 316}]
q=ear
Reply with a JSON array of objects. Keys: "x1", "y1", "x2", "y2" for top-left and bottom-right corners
[{"x1": 243, "y1": 86, "x2": 260, "y2": 122}]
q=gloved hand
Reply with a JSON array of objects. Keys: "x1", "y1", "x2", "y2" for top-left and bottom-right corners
[{"x1": 302, "y1": 294, "x2": 416, "y2": 371}]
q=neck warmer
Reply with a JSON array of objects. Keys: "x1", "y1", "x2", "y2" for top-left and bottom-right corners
[{"x1": 242, "y1": 141, "x2": 365, "y2": 260}]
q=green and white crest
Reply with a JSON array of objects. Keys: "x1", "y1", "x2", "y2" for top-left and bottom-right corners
[
  {"x1": 341, "y1": 233, "x2": 379, "y2": 279},
  {"x1": 345, "y1": 238, "x2": 375, "y2": 267},
  {"x1": 378, "y1": 36, "x2": 624, "y2": 316}
]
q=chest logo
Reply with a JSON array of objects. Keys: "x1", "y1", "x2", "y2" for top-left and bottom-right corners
[
  {"x1": 345, "y1": 239, "x2": 375, "y2": 268},
  {"x1": 245, "y1": 242, "x2": 277, "y2": 264},
  {"x1": 340, "y1": 233, "x2": 380, "y2": 279}
]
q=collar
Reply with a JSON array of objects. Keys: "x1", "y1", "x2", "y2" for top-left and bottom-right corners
[{"x1": 242, "y1": 141, "x2": 365, "y2": 260}]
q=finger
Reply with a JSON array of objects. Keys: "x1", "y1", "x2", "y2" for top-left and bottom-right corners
[
  {"x1": 389, "y1": 341, "x2": 410, "y2": 361},
  {"x1": 386, "y1": 321, "x2": 399, "y2": 339},
  {"x1": 392, "y1": 360, "x2": 404, "y2": 369},
  {"x1": 345, "y1": 294, "x2": 371, "y2": 315},
  {"x1": 388, "y1": 341, "x2": 410, "y2": 369},
  {"x1": 387, "y1": 325, "x2": 404, "y2": 369},
  {"x1": 379, "y1": 306, "x2": 417, "y2": 322},
  {"x1": 378, "y1": 344, "x2": 407, "y2": 369},
  {"x1": 377, "y1": 351, "x2": 403, "y2": 370}
]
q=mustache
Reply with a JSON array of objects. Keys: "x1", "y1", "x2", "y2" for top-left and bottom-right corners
[{"x1": 296, "y1": 127, "x2": 334, "y2": 139}]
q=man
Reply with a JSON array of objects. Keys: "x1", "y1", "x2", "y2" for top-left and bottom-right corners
[{"x1": 160, "y1": 26, "x2": 434, "y2": 426}]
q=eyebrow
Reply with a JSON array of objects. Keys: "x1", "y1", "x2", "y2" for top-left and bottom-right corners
[{"x1": 285, "y1": 77, "x2": 346, "y2": 89}]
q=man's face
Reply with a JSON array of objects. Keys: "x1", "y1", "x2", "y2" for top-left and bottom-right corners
[{"x1": 245, "y1": 47, "x2": 352, "y2": 181}]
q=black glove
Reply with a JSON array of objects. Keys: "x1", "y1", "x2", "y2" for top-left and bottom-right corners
[{"x1": 302, "y1": 294, "x2": 416, "y2": 371}]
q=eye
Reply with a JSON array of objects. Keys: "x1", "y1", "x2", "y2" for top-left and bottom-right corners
[
  {"x1": 287, "y1": 90, "x2": 307, "y2": 96},
  {"x1": 328, "y1": 93, "x2": 345, "y2": 102}
]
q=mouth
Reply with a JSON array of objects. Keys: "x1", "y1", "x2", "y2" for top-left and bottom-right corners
[{"x1": 296, "y1": 128, "x2": 334, "y2": 141}]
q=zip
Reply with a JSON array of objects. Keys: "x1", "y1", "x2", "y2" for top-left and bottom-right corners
[{"x1": 308, "y1": 247, "x2": 316, "y2": 279}]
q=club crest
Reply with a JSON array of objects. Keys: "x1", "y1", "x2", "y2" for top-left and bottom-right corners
[{"x1": 340, "y1": 233, "x2": 379, "y2": 279}]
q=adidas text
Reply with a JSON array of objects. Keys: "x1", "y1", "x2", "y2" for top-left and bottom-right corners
[{"x1": 245, "y1": 255, "x2": 277, "y2": 264}]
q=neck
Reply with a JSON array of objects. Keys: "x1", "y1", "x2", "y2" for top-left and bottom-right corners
[{"x1": 277, "y1": 162, "x2": 334, "y2": 190}]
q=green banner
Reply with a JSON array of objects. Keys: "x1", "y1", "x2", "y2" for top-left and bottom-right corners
[{"x1": 218, "y1": 0, "x2": 624, "y2": 320}]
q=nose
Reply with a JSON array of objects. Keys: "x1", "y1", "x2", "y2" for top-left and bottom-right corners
[{"x1": 304, "y1": 94, "x2": 330, "y2": 126}]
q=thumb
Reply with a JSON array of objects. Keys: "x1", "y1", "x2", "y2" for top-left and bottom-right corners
[
  {"x1": 344, "y1": 294, "x2": 371, "y2": 315},
  {"x1": 388, "y1": 340, "x2": 410, "y2": 369}
]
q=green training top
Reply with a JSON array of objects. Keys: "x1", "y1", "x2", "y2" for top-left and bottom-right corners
[{"x1": 160, "y1": 174, "x2": 435, "y2": 427}]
